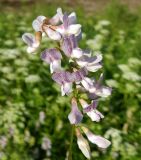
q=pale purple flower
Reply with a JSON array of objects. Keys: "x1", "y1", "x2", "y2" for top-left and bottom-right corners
[
  {"x1": 72, "y1": 67, "x2": 88, "y2": 83},
  {"x1": 76, "y1": 128, "x2": 91, "y2": 159},
  {"x1": 79, "y1": 74, "x2": 112, "y2": 98},
  {"x1": 68, "y1": 98, "x2": 83, "y2": 124},
  {"x1": 82, "y1": 127, "x2": 111, "y2": 149},
  {"x1": 0, "y1": 136, "x2": 7, "y2": 149},
  {"x1": 61, "y1": 34, "x2": 83, "y2": 58},
  {"x1": 81, "y1": 77, "x2": 95, "y2": 90},
  {"x1": 56, "y1": 13, "x2": 81, "y2": 37},
  {"x1": 41, "y1": 48, "x2": 62, "y2": 73},
  {"x1": 52, "y1": 71, "x2": 74, "y2": 96},
  {"x1": 32, "y1": 16, "x2": 46, "y2": 32},
  {"x1": 41, "y1": 137, "x2": 52, "y2": 151},
  {"x1": 32, "y1": 8, "x2": 63, "y2": 32},
  {"x1": 76, "y1": 54, "x2": 103, "y2": 72},
  {"x1": 79, "y1": 99, "x2": 104, "y2": 122},
  {"x1": 48, "y1": 8, "x2": 63, "y2": 25},
  {"x1": 22, "y1": 32, "x2": 41, "y2": 53},
  {"x1": 39, "y1": 111, "x2": 46, "y2": 123},
  {"x1": 88, "y1": 74, "x2": 112, "y2": 98}
]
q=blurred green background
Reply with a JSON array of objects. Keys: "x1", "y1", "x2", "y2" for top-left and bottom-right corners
[{"x1": 0, "y1": 0, "x2": 141, "y2": 159}]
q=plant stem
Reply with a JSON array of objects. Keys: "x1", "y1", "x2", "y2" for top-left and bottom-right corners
[{"x1": 68, "y1": 124, "x2": 75, "y2": 160}]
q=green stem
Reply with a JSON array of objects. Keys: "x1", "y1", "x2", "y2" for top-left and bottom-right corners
[{"x1": 68, "y1": 125, "x2": 75, "y2": 160}]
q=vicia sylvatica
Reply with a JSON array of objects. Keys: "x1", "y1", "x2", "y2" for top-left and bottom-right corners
[{"x1": 22, "y1": 8, "x2": 111, "y2": 159}]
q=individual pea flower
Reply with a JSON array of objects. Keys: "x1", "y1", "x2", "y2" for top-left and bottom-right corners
[
  {"x1": 61, "y1": 34, "x2": 83, "y2": 58},
  {"x1": 41, "y1": 48, "x2": 62, "y2": 73},
  {"x1": 76, "y1": 128, "x2": 91, "y2": 159},
  {"x1": 75, "y1": 126, "x2": 111, "y2": 159},
  {"x1": 68, "y1": 97, "x2": 83, "y2": 124},
  {"x1": 56, "y1": 12, "x2": 81, "y2": 38},
  {"x1": 32, "y1": 8, "x2": 62, "y2": 32},
  {"x1": 52, "y1": 71, "x2": 74, "y2": 96},
  {"x1": 41, "y1": 137, "x2": 52, "y2": 156},
  {"x1": 22, "y1": 32, "x2": 42, "y2": 53},
  {"x1": 76, "y1": 53, "x2": 103, "y2": 72},
  {"x1": 79, "y1": 99, "x2": 104, "y2": 122},
  {"x1": 88, "y1": 74, "x2": 112, "y2": 98},
  {"x1": 81, "y1": 126, "x2": 111, "y2": 149}
]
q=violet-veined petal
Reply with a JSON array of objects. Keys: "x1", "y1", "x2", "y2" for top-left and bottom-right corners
[
  {"x1": 71, "y1": 48, "x2": 83, "y2": 58},
  {"x1": 76, "y1": 128, "x2": 91, "y2": 159},
  {"x1": 82, "y1": 127, "x2": 111, "y2": 149},
  {"x1": 45, "y1": 27, "x2": 62, "y2": 40},
  {"x1": 63, "y1": 13, "x2": 69, "y2": 29},
  {"x1": 68, "y1": 98, "x2": 83, "y2": 124},
  {"x1": 63, "y1": 82, "x2": 72, "y2": 96},
  {"x1": 68, "y1": 12, "x2": 77, "y2": 24}
]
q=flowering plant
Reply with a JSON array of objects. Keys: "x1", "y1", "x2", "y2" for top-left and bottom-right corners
[{"x1": 22, "y1": 8, "x2": 112, "y2": 159}]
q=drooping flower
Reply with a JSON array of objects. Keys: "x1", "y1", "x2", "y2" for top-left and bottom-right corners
[
  {"x1": 76, "y1": 54, "x2": 103, "y2": 72},
  {"x1": 68, "y1": 98, "x2": 83, "y2": 124},
  {"x1": 76, "y1": 128, "x2": 91, "y2": 159},
  {"x1": 22, "y1": 32, "x2": 42, "y2": 53},
  {"x1": 81, "y1": 126, "x2": 111, "y2": 149},
  {"x1": 79, "y1": 99, "x2": 104, "y2": 122},
  {"x1": 52, "y1": 71, "x2": 74, "y2": 96},
  {"x1": 61, "y1": 34, "x2": 83, "y2": 58},
  {"x1": 41, "y1": 48, "x2": 62, "y2": 73}
]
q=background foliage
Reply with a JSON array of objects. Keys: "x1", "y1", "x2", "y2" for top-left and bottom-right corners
[{"x1": 0, "y1": 0, "x2": 141, "y2": 159}]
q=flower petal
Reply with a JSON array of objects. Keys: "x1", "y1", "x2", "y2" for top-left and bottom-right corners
[
  {"x1": 45, "y1": 27, "x2": 62, "y2": 40},
  {"x1": 71, "y1": 48, "x2": 83, "y2": 58},
  {"x1": 63, "y1": 82, "x2": 72, "y2": 96},
  {"x1": 68, "y1": 98, "x2": 83, "y2": 124},
  {"x1": 76, "y1": 128, "x2": 91, "y2": 159},
  {"x1": 86, "y1": 63, "x2": 102, "y2": 72},
  {"x1": 87, "y1": 109, "x2": 104, "y2": 122},
  {"x1": 41, "y1": 48, "x2": 62, "y2": 64},
  {"x1": 50, "y1": 60, "x2": 62, "y2": 73},
  {"x1": 63, "y1": 13, "x2": 69, "y2": 29},
  {"x1": 32, "y1": 16, "x2": 46, "y2": 32},
  {"x1": 81, "y1": 77, "x2": 94, "y2": 91},
  {"x1": 22, "y1": 33, "x2": 35, "y2": 46},
  {"x1": 82, "y1": 127, "x2": 111, "y2": 149},
  {"x1": 68, "y1": 12, "x2": 77, "y2": 24},
  {"x1": 95, "y1": 86, "x2": 112, "y2": 97},
  {"x1": 67, "y1": 24, "x2": 81, "y2": 35}
]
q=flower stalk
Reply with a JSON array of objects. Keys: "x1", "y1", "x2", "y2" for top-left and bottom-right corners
[
  {"x1": 68, "y1": 124, "x2": 75, "y2": 160},
  {"x1": 22, "y1": 8, "x2": 112, "y2": 159}
]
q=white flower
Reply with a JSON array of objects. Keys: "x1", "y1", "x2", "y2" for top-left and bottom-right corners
[
  {"x1": 79, "y1": 99, "x2": 104, "y2": 122},
  {"x1": 68, "y1": 98, "x2": 83, "y2": 124},
  {"x1": 76, "y1": 128, "x2": 91, "y2": 159},
  {"x1": 22, "y1": 32, "x2": 41, "y2": 53},
  {"x1": 82, "y1": 126, "x2": 111, "y2": 149}
]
